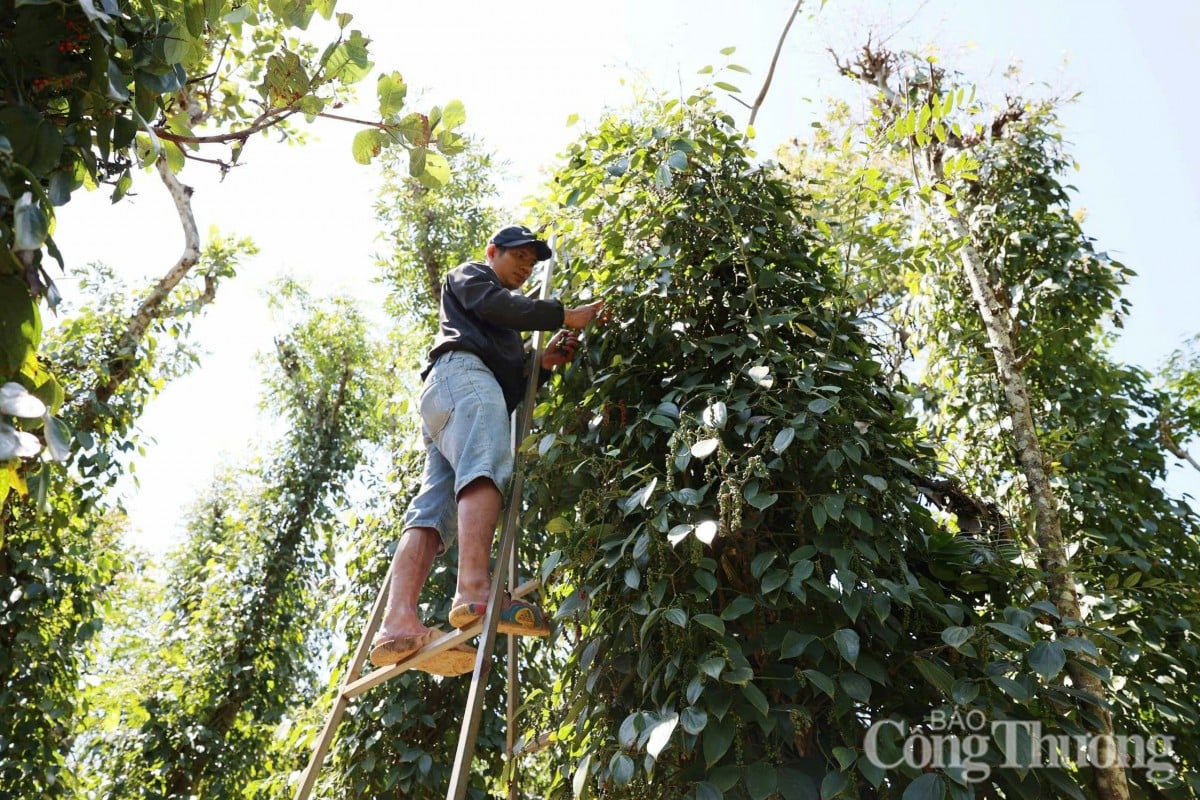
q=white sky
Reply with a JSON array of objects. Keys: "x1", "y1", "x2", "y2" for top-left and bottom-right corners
[{"x1": 51, "y1": 0, "x2": 1200, "y2": 553}]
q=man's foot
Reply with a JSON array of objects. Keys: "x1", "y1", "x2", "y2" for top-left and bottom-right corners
[
  {"x1": 448, "y1": 595, "x2": 551, "y2": 637},
  {"x1": 370, "y1": 628, "x2": 477, "y2": 676}
]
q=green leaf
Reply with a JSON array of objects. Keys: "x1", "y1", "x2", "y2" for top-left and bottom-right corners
[
  {"x1": 802, "y1": 669, "x2": 835, "y2": 697},
  {"x1": 807, "y1": 397, "x2": 835, "y2": 414},
  {"x1": 902, "y1": 774, "x2": 946, "y2": 800},
  {"x1": 772, "y1": 427, "x2": 795, "y2": 454},
  {"x1": 666, "y1": 149, "x2": 688, "y2": 170},
  {"x1": 418, "y1": 151, "x2": 451, "y2": 188},
  {"x1": 665, "y1": 608, "x2": 687, "y2": 627},
  {"x1": 990, "y1": 675, "x2": 1032, "y2": 702},
  {"x1": 747, "y1": 490, "x2": 778, "y2": 510},
  {"x1": 352, "y1": 129, "x2": 383, "y2": 165},
  {"x1": 722, "y1": 595, "x2": 756, "y2": 620},
  {"x1": 761, "y1": 568, "x2": 788, "y2": 594},
  {"x1": 778, "y1": 768, "x2": 818, "y2": 800},
  {"x1": 546, "y1": 517, "x2": 570, "y2": 533},
  {"x1": 914, "y1": 658, "x2": 954, "y2": 696},
  {"x1": 681, "y1": 706, "x2": 708, "y2": 735},
  {"x1": 714, "y1": 81, "x2": 741, "y2": 93},
  {"x1": 844, "y1": 506, "x2": 874, "y2": 532},
  {"x1": 13, "y1": 193, "x2": 49, "y2": 251},
  {"x1": 183, "y1": 0, "x2": 205, "y2": 37},
  {"x1": 440, "y1": 99, "x2": 466, "y2": 130},
  {"x1": 951, "y1": 678, "x2": 979, "y2": 705},
  {"x1": 699, "y1": 655, "x2": 725, "y2": 679},
  {"x1": 941, "y1": 626, "x2": 974, "y2": 649},
  {"x1": 833, "y1": 629, "x2": 859, "y2": 667},
  {"x1": 745, "y1": 763, "x2": 778, "y2": 800},
  {"x1": 811, "y1": 502, "x2": 828, "y2": 530},
  {"x1": 987, "y1": 622, "x2": 1032, "y2": 645},
  {"x1": 609, "y1": 752, "x2": 634, "y2": 786},
  {"x1": 703, "y1": 718, "x2": 735, "y2": 766},
  {"x1": 655, "y1": 162, "x2": 673, "y2": 188},
  {"x1": 694, "y1": 614, "x2": 725, "y2": 634},
  {"x1": 819, "y1": 770, "x2": 850, "y2": 799},
  {"x1": 703, "y1": 401, "x2": 728, "y2": 429},
  {"x1": 696, "y1": 782, "x2": 723, "y2": 800},
  {"x1": 740, "y1": 682, "x2": 769, "y2": 718},
  {"x1": 376, "y1": 71, "x2": 408, "y2": 116},
  {"x1": 1027, "y1": 640, "x2": 1066, "y2": 679},
  {"x1": 692, "y1": 437, "x2": 720, "y2": 458},
  {"x1": 323, "y1": 31, "x2": 373, "y2": 84},
  {"x1": 781, "y1": 631, "x2": 815, "y2": 659},
  {"x1": 839, "y1": 673, "x2": 871, "y2": 702},
  {"x1": 646, "y1": 712, "x2": 678, "y2": 758},
  {"x1": 0, "y1": 276, "x2": 40, "y2": 373}
]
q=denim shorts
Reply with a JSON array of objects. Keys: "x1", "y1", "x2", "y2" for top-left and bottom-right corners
[{"x1": 402, "y1": 351, "x2": 513, "y2": 553}]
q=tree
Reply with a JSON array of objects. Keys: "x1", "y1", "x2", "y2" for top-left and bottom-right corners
[
  {"x1": 505, "y1": 88, "x2": 1032, "y2": 800},
  {"x1": 1, "y1": 0, "x2": 464, "y2": 478},
  {"x1": 1, "y1": 238, "x2": 246, "y2": 796},
  {"x1": 79, "y1": 285, "x2": 386, "y2": 799},
  {"x1": 1159, "y1": 335, "x2": 1200, "y2": 474},
  {"x1": 783, "y1": 44, "x2": 1200, "y2": 796}
]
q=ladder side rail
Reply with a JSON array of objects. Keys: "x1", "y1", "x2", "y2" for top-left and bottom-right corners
[{"x1": 446, "y1": 253, "x2": 556, "y2": 800}]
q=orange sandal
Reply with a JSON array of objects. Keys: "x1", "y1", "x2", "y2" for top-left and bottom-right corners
[{"x1": 369, "y1": 628, "x2": 477, "y2": 676}]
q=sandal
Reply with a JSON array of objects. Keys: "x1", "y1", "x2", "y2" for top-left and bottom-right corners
[
  {"x1": 369, "y1": 628, "x2": 477, "y2": 676},
  {"x1": 448, "y1": 595, "x2": 551, "y2": 637}
]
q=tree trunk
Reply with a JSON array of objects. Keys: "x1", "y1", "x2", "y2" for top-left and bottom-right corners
[
  {"x1": 835, "y1": 45, "x2": 1132, "y2": 798},
  {"x1": 940, "y1": 207, "x2": 1131, "y2": 800}
]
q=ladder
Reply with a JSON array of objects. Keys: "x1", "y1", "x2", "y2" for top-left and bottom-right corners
[{"x1": 294, "y1": 255, "x2": 559, "y2": 800}]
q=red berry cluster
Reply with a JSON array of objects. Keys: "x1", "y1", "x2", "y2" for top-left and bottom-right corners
[{"x1": 58, "y1": 20, "x2": 89, "y2": 55}]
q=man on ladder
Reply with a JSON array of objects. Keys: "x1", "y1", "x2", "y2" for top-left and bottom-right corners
[{"x1": 370, "y1": 224, "x2": 604, "y2": 675}]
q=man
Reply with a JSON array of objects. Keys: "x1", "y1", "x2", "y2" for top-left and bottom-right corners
[{"x1": 370, "y1": 224, "x2": 603, "y2": 675}]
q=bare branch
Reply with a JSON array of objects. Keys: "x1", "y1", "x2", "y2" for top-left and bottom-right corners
[
  {"x1": 1159, "y1": 415, "x2": 1200, "y2": 474},
  {"x1": 78, "y1": 155, "x2": 206, "y2": 431},
  {"x1": 747, "y1": 0, "x2": 804, "y2": 131}
]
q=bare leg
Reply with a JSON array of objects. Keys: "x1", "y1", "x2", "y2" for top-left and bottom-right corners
[
  {"x1": 453, "y1": 476, "x2": 502, "y2": 607},
  {"x1": 375, "y1": 526, "x2": 440, "y2": 642}
]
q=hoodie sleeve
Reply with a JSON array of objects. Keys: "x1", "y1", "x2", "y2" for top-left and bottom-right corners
[{"x1": 448, "y1": 262, "x2": 565, "y2": 331}]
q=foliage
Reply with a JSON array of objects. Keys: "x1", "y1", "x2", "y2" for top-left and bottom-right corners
[
  {"x1": 76, "y1": 286, "x2": 386, "y2": 799},
  {"x1": 782, "y1": 51, "x2": 1200, "y2": 796},
  {"x1": 1160, "y1": 334, "x2": 1200, "y2": 462},
  {"x1": 1, "y1": 240, "x2": 244, "y2": 797},
  {"x1": 374, "y1": 141, "x2": 502, "y2": 343},
  {"x1": 507, "y1": 89, "x2": 1047, "y2": 800},
  {"x1": 0, "y1": 0, "x2": 466, "y2": 473}
]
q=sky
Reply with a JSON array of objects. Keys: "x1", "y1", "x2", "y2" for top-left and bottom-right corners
[{"x1": 50, "y1": 0, "x2": 1200, "y2": 553}]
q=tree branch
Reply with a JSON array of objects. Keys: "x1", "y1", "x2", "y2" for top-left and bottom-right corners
[
  {"x1": 1159, "y1": 415, "x2": 1200, "y2": 473},
  {"x1": 747, "y1": 0, "x2": 804, "y2": 132},
  {"x1": 78, "y1": 155, "x2": 205, "y2": 432},
  {"x1": 154, "y1": 106, "x2": 297, "y2": 145}
]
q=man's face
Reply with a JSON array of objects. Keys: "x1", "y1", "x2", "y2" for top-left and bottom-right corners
[{"x1": 489, "y1": 243, "x2": 539, "y2": 289}]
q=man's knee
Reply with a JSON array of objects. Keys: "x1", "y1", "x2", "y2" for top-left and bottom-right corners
[
  {"x1": 458, "y1": 475, "x2": 500, "y2": 500},
  {"x1": 401, "y1": 526, "x2": 443, "y2": 552}
]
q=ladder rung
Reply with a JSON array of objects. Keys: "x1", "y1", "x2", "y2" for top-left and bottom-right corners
[{"x1": 341, "y1": 578, "x2": 541, "y2": 699}]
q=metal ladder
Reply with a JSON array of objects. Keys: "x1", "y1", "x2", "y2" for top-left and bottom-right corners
[{"x1": 293, "y1": 256, "x2": 558, "y2": 800}]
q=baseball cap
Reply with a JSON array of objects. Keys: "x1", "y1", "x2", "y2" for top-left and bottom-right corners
[{"x1": 489, "y1": 224, "x2": 552, "y2": 262}]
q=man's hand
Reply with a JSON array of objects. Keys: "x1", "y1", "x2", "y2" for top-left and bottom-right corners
[
  {"x1": 541, "y1": 330, "x2": 580, "y2": 370},
  {"x1": 563, "y1": 298, "x2": 605, "y2": 329}
]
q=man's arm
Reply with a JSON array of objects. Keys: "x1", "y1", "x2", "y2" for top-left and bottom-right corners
[{"x1": 451, "y1": 264, "x2": 564, "y2": 331}]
